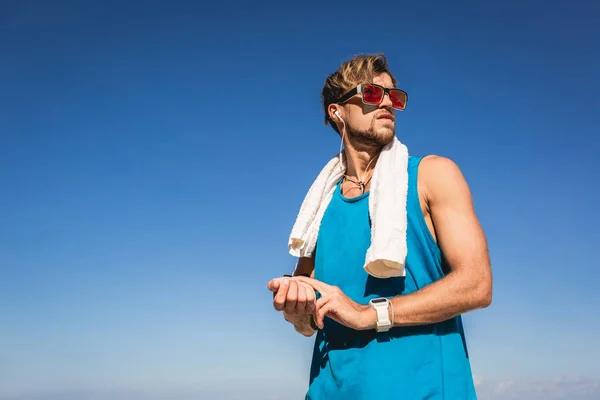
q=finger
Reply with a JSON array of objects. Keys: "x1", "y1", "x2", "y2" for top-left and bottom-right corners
[
  {"x1": 293, "y1": 276, "x2": 331, "y2": 294},
  {"x1": 295, "y1": 282, "x2": 312, "y2": 312},
  {"x1": 314, "y1": 297, "x2": 330, "y2": 329},
  {"x1": 315, "y1": 296, "x2": 327, "y2": 313},
  {"x1": 284, "y1": 280, "x2": 298, "y2": 314},
  {"x1": 300, "y1": 283, "x2": 316, "y2": 314},
  {"x1": 267, "y1": 278, "x2": 281, "y2": 292},
  {"x1": 273, "y1": 278, "x2": 290, "y2": 311},
  {"x1": 304, "y1": 284, "x2": 316, "y2": 314},
  {"x1": 295, "y1": 282, "x2": 307, "y2": 314},
  {"x1": 316, "y1": 302, "x2": 331, "y2": 329}
]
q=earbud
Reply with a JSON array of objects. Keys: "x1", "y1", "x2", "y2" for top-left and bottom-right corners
[{"x1": 334, "y1": 110, "x2": 341, "y2": 121}]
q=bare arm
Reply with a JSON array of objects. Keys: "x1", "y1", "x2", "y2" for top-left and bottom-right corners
[{"x1": 386, "y1": 155, "x2": 492, "y2": 326}]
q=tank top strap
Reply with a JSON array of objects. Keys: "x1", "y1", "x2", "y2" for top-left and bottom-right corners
[{"x1": 407, "y1": 155, "x2": 425, "y2": 217}]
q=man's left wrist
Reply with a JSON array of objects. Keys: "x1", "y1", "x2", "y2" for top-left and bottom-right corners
[{"x1": 362, "y1": 298, "x2": 395, "y2": 331}]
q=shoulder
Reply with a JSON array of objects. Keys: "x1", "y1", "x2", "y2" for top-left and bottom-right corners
[
  {"x1": 418, "y1": 154, "x2": 463, "y2": 176},
  {"x1": 417, "y1": 155, "x2": 471, "y2": 206}
]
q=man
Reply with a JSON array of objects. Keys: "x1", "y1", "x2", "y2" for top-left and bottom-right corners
[{"x1": 267, "y1": 54, "x2": 492, "y2": 399}]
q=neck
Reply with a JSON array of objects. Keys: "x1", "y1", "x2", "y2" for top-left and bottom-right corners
[{"x1": 343, "y1": 139, "x2": 382, "y2": 179}]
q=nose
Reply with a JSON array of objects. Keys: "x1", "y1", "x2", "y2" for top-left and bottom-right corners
[{"x1": 379, "y1": 92, "x2": 394, "y2": 109}]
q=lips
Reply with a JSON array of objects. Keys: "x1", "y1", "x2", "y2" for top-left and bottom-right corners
[{"x1": 377, "y1": 114, "x2": 394, "y2": 121}]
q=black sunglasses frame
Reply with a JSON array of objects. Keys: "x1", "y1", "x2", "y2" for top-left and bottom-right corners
[{"x1": 336, "y1": 83, "x2": 408, "y2": 111}]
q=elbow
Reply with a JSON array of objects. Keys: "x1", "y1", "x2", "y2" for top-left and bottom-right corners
[
  {"x1": 297, "y1": 327, "x2": 317, "y2": 337},
  {"x1": 478, "y1": 290, "x2": 492, "y2": 309},
  {"x1": 475, "y1": 281, "x2": 493, "y2": 309}
]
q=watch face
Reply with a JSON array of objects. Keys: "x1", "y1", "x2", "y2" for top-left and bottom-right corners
[{"x1": 371, "y1": 298, "x2": 387, "y2": 304}]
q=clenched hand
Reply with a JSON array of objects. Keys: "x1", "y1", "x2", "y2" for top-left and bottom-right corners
[{"x1": 267, "y1": 277, "x2": 317, "y2": 317}]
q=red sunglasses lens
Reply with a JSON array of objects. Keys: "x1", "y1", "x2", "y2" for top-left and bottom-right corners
[
  {"x1": 390, "y1": 90, "x2": 407, "y2": 110},
  {"x1": 362, "y1": 85, "x2": 384, "y2": 104}
]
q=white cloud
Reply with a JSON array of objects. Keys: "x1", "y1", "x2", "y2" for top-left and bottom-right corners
[
  {"x1": 475, "y1": 375, "x2": 600, "y2": 400},
  {"x1": 473, "y1": 374, "x2": 486, "y2": 388}
]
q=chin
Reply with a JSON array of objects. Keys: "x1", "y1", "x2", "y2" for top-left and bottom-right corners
[
  {"x1": 349, "y1": 125, "x2": 395, "y2": 147},
  {"x1": 376, "y1": 128, "x2": 395, "y2": 146}
]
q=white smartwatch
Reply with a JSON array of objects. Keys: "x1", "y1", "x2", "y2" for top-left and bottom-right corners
[{"x1": 369, "y1": 297, "x2": 393, "y2": 332}]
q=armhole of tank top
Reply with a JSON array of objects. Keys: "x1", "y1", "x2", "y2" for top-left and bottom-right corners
[{"x1": 409, "y1": 156, "x2": 441, "y2": 256}]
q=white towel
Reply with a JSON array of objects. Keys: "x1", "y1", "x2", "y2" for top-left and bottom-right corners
[{"x1": 288, "y1": 136, "x2": 409, "y2": 278}]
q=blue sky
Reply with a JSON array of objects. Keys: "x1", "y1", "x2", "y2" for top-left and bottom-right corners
[{"x1": 1, "y1": 1, "x2": 599, "y2": 399}]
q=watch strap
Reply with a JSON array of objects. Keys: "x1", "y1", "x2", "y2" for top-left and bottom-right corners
[{"x1": 370, "y1": 297, "x2": 392, "y2": 332}]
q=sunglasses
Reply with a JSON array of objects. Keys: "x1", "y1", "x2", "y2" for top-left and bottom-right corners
[{"x1": 337, "y1": 83, "x2": 408, "y2": 111}]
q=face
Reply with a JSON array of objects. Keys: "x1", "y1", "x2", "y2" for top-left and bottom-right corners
[{"x1": 332, "y1": 73, "x2": 397, "y2": 147}]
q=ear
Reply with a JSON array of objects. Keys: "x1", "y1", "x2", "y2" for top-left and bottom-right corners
[{"x1": 328, "y1": 104, "x2": 341, "y2": 122}]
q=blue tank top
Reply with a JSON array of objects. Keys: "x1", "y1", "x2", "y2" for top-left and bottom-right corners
[{"x1": 306, "y1": 156, "x2": 477, "y2": 400}]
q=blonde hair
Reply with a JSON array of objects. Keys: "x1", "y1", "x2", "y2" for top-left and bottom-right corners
[{"x1": 321, "y1": 53, "x2": 398, "y2": 134}]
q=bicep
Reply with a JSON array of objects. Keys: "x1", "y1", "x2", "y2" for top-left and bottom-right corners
[{"x1": 425, "y1": 156, "x2": 490, "y2": 277}]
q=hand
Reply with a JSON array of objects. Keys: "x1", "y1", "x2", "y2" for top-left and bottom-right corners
[
  {"x1": 267, "y1": 277, "x2": 317, "y2": 320},
  {"x1": 293, "y1": 276, "x2": 375, "y2": 331}
]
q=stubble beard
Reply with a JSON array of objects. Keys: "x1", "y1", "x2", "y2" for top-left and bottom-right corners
[{"x1": 348, "y1": 119, "x2": 395, "y2": 148}]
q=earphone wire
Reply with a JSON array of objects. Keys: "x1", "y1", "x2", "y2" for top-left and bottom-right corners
[
  {"x1": 338, "y1": 117, "x2": 346, "y2": 168},
  {"x1": 338, "y1": 115, "x2": 379, "y2": 194}
]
